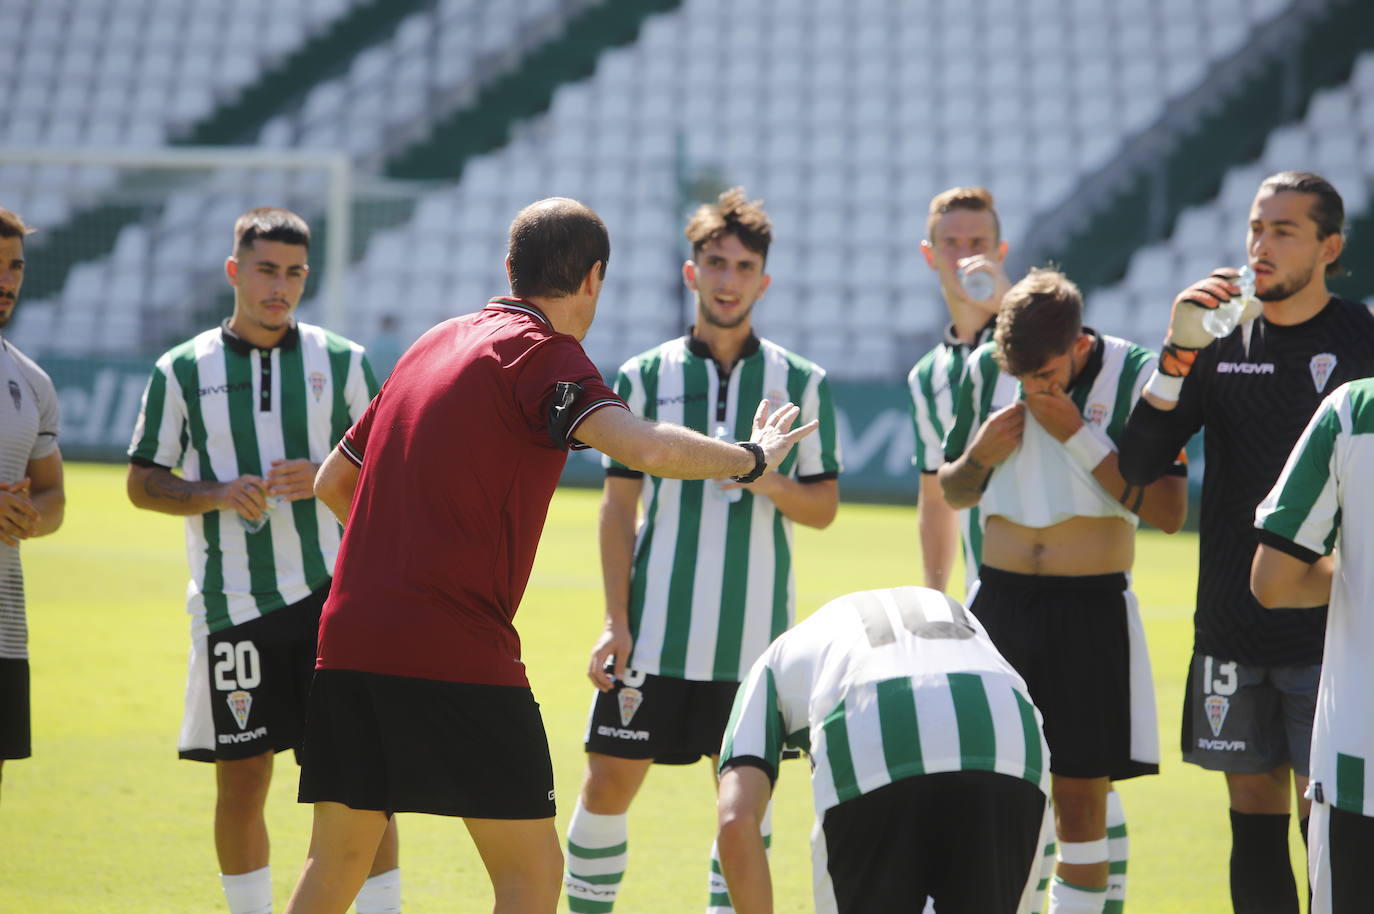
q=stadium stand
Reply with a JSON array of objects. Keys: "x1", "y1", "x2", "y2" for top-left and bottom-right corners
[
  {"x1": 1086, "y1": 48, "x2": 1374, "y2": 343},
  {"x1": 2, "y1": 0, "x2": 1370, "y2": 378}
]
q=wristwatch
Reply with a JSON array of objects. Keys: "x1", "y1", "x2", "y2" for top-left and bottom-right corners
[{"x1": 731, "y1": 441, "x2": 767, "y2": 484}]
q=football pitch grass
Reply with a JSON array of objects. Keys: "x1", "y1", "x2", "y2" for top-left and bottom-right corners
[{"x1": 5, "y1": 462, "x2": 1307, "y2": 912}]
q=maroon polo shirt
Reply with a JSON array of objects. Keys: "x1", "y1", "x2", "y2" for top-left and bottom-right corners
[{"x1": 317, "y1": 298, "x2": 627, "y2": 686}]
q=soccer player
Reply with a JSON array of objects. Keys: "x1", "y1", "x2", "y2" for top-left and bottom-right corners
[
  {"x1": 0, "y1": 207, "x2": 66, "y2": 802},
  {"x1": 907, "y1": 187, "x2": 1012, "y2": 595},
  {"x1": 939, "y1": 268, "x2": 1188, "y2": 914},
  {"x1": 715, "y1": 584, "x2": 1051, "y2": 913},
  {"x1": 563, "y1": 188, "x2": 841, "y2": 914},
  {"x1": 126, "y1": 208, "x2": 398, "y2": 914},
  {"x1": 283, "y1": 197, "x2": 818, "y2": 914},
  {"x1": 1252, "y1": 377, "x2": 1374, "y2": 913},
  {"x1": 1119, "y1": 171, "x2": 1374, "y2": 914}
]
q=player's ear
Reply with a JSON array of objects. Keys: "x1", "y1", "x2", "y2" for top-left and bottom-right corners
[
  {"x1": 225, "y1": 256, "x2": 239, "y2": 286},
  {"x1": 995, "y1": 239, "x2": 1009, "y2": 263},
  {"x1": 1321, "y1": 231, "x2": 1343, "y2": 271},
  {"x1": 682, "y1": 259, "x2": 698, "y2": 291}
]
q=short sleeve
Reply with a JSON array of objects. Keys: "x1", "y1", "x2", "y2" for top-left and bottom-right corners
[
  {"x1": 128, "y1": 357, "x2": 187, "y2": 469},
  {"x1": 943, "y1": 347, "x2": 995, "y2": 463},
  {"x1": 338, "y1": 388, "x2": 382, "y2": 468},
  {"x1": 603, "y1": 366, "x2": 643, "y2": 476},
  {"x1": 718, "y1": 650, "x2": 787, "y2": 784},
  {"x1": 794, "y1": 370, "x2": 841, "y2": 481},
  {"x1": 908, "y1": 356, "x2": 948, "y2": 474},
  {"x1": 1255, "y1": 391, "x2": 1344, "y2": 563},
  {"x1": 23, "y1": 359, "x2": 60, "y2": 462},
  {"x1": 513, "y1": 336, "x2": 627, "y2": 450}
]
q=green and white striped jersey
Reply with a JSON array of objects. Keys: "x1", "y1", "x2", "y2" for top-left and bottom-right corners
[
  {"x1": 908, "y1": 320, "x2": 996, "y2": 578},
  {"x1": 605, "y1": 334, "x2": 841, "y2": 681},
  {"x1": 719, "y1": 585, "x2": 1048, "y2": 816},
  {"x1": 943, "y1": 332, "x2": 1164, "y2": 529},
  {"x1": 129, "y1": 322, "x2": 378, "y2": 636},
  {"x1": 1256, "y1": 378, "x2": 1374, "y2": 817}
]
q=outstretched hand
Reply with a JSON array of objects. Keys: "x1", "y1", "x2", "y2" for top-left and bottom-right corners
[{"x1": 747, "y1": 399, "x2": 819, "y2": 471}]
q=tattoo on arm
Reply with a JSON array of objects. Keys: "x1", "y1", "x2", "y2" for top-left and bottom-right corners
[
  {"x1": 1131, "y1": 487, "x2": 1145, "y2": 514},
  {"x1": 143, "y1": 470, "x2": 200, "y2": 503},
  {"x1": 945, "y1": 456, "x2": 992, "y2": 502}
]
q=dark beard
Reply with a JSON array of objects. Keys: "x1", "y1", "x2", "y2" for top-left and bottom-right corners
[{"x1": 1257, "y1": 268, "x2": 1317, "y2": 302}]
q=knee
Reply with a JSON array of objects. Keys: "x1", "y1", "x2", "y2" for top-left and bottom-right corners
[
  {"x1": 1227, "y1": 771, "x2": 1290, "y2": 814},
  {"x1": 216, "y1": 753, "x2": 274, "y2": 804},
  {"x1": 492, "y1": 844, "x2": 563, "y2": 906}
]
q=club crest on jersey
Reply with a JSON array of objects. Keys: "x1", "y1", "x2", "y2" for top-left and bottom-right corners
[
  {"x1": 227, "y1": 689, "x2": 253, "y2": 731},
  {"x1": 767, "y1": 389, "x2": 789, "y2": 409},
  {"x1": 1086, "y1": 403, "x2": 1108, "y2": 425},
  {"x1": 617, "y1": 687, "x2": 643, "y2": 726},
  {"x1": 1205, "y1": 694, "x2": 1229, "y2": 738},
  {"x1": 1310, "y1": 353, "x2": 1337, "y2": 393},
  {"x1": 7, "y1": 379, "x2": 19, "y2": 411},
  {"x1": 309, "y1": 371, "x2": 326, "y2": 402}
]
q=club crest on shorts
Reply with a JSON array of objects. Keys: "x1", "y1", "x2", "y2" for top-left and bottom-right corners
[
  {"x1": 1086, "y1": 402, "x2": 1108, "y2": 426},
  {"x1": 1310, "y1": 353, "x2": 1336, "y2": 393},
  {"x1": 309, "y1": 371, "x2": 326, "y2": 402},
  {"x1": 227, "y1": 689, "x2": 253, "y2": 730},
  {"x1": 1205, "y1": 694, "x2": 1230, "y2": 738},
  {"x1": 617, "y1": 687, "x2": 643, "y2": 726}
]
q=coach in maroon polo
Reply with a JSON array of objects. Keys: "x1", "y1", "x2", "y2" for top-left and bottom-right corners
[{"x1": 282, "y1": 198, "x2": 817, "y2": 914}]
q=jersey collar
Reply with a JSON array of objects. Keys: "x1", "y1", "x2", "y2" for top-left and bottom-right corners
[
  {"x1": 1067, "y1": 328, "x2": 1105, "y2": 400},
  {"x1": 486, "y1": 296, "x2": 553, "y2": 328},
  {"x1": 220, "y1": 319, "x2": 300, "y2": 355},
  {"x1": 941, "y1": 314, "x2": 997, "y2": 349},
  {"x1": 684, "y1": 328, "x2": 761, "y2": 363}
]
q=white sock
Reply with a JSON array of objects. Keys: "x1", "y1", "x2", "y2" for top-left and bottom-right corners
[
  {"x1": 221, "y1": 866, "x2": 272, "y2": 914},
  {"x1": 1029, "y1": 803, "x2": 1059, "y2": 914},
  {"x1": 1049, "y1": 876, "x2": 1107, "y2": 914},
  {"x1": 565, "y1": 802, "x2": 629, "y2": 913},
  {"x1": 355, "y1": 867, "x2": 401, "y2": 913},
  {"x1": 1104, "y1": 792, "x2": 1128, "y2": 914},
  {"x1": 706, "y1": 802, "x2": 771, "y2": 914}
]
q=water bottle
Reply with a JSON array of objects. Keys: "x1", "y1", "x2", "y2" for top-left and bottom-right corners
[
  {"x1": 959, "y1": 264, "x2": 997, "y2": 303},
  {"x1": 239, "y1": 496, "x2": 282, "y2": 534},
  {"x1": 713, "y1": 425, "x2": 743, "y2": 503},
  {"x1": 1200, "y1": 265, "x2": 1257, "y2": 338}
]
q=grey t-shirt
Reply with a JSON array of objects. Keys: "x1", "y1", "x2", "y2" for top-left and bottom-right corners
[{"x1": 0, "y1": 336, "x2": 60, "y2": 660}]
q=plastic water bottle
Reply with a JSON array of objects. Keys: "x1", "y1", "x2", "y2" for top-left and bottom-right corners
[
  {"x1": 239, "y1": 496, "x2": 282, "y2": 534},
  {"x1": 959, "y1": 264, "x2": 997, "y2": 303},
  {"x1": 1201, "y1": 266, "x2": 1256, "y2": 338},
  {"x1": 713, "y1": 425, "x2": 743, "y2": 503}
]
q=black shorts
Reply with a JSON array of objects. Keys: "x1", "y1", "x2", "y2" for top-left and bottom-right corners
[
  {"x1": 298, "y1": 668, "x2": 556, "y2": 820},
  {"x1": 178, "y1": 585, "x2": 328, "y2": 762},
  {"x1": 820, "y1": 771, "x2": 1046, "y2": 914},
  {"x1": 0, "y1": 658, "x2": 30, "y2": 760},
  {"x1": 971, "y1": 567, "x2": 1157, "y2": 780},
  {"x1": 583, "y1": 670, "x2": 739, "y2": 764}
]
